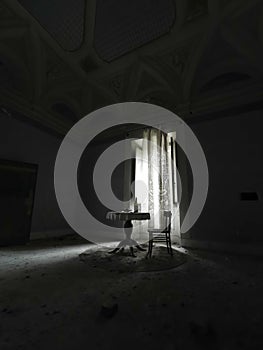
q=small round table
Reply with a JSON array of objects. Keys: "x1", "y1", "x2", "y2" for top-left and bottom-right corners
[{"x1": 106, "y1": 211, "x2": 151, "y2": 257}]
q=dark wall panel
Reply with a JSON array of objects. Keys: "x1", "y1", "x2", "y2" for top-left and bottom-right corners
[
  {"x1": 185, "y1": 110, "x2": 263, "y2": 246},
  {"x1": 0, "y1": 111, "x2": 68, "y2": 237}
]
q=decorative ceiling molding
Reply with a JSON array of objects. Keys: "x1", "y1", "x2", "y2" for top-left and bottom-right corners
[
  {"x1": 186, "y1": 0, "x2": 208, "y2": 22},
  {"x1": 135, "y1": 57, "x2": 183, "y2": 104},
  {"x1": 162, "y1": 47, "x2": 189, "y2": 76},
  {"x1": 221, "y1": 23, "x2": 263, "y2": 75},
  {"x1": 0, "y1": 0, "x2": 262, "y2": 134},
  {"x1": 0, "y1": 88, "x2": 72, "y2": 134},
  {"x1": 0, "y1": 1, "x2": 17, "y2": 20},
  {"x1": 109, "y1": 75, "x2": 124, "y2": 100},
  {"x1": 0, "y1": 42, "x2": 32, "y2": 98},
  {"x1": 186, "y1": 79, "x2": 263, "y2": 121},
  {"x1": 221, "y1": 0, "x2": 262, "y2": 21}
]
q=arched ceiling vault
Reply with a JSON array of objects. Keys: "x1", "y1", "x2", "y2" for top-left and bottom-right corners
[{"x1": 0, "y1": 0, "x2": 263, "y2": 135}]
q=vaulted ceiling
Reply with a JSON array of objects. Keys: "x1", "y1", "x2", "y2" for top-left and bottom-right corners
[{"x1": 0, "y1": 0, "x2": 263, "y2": 135}]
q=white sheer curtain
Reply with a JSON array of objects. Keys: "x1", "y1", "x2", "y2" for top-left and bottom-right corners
[{"x1": 133, "y1": 128, "x2": 179, "y2": 242}]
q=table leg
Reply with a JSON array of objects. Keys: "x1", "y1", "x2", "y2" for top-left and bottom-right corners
[
  {"x1": 123, "y1": 220, "x2": 136, "y2": 257},
  {"x1": 108, "y1": 220, "x2": 145, "y2": 257},
  {"x1": 108, "y1": 247, "x2": 120, "y2": 254},
  {"x1": 108, "y1": 241, "x2": 126, "y2": 254},
  {"x1": 124, "y1": 220, "x2": 132, "y2": 239}
]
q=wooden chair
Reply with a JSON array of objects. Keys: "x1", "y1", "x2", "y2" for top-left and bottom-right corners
[{"x1": 146, "y1": 211, "x2": 173, "y2": 258}]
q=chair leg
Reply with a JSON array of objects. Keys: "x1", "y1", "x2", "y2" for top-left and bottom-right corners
[
  {"x1": 150, "y1": 239, "x2": 153, "y2": 258},
  {"x1": 165, "y1": 233, "x2": 170, "y2": 254},
  {"x1": 147, "y1": 237, "x2": 152, "y2": 258},
  {"x1": 169, "y1": 236, "x2": 173, "y2": 256},
  {"x1": 166, "y1": 237, "x2": 170, "y2": 254},
  {"x1": 146, "y1": 242, "x2": 150, "y2": 258}
]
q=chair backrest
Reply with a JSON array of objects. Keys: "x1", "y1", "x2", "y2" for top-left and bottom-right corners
[{"x1": 163, "y1": 210, "x2": 172, "y2": 232}]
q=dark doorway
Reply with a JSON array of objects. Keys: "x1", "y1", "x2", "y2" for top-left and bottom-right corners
[{"x1": 0, "y1": 159, "x2": 38, "y2": 246}]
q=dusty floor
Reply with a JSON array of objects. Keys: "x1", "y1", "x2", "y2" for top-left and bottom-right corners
[
  {"x1": 79, "y1": 244, "x2": 187, "y2": 272},
  {"x1": 0, "y1": 235, "x2": 263, "y2": 350}
]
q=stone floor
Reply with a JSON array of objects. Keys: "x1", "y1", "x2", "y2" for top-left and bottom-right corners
[{"x1": 0, "y1": 235, "x2": 263, "y2": 350}]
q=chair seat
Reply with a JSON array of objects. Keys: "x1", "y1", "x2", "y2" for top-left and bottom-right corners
[
  {"x1": 149, "y1": 237, "x2": 167, "y2": 242},
  {"x1": 148, "y1": 228, "x2": 168, "y2": 233}
]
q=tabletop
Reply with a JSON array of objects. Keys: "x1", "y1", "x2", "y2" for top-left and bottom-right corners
[{"x1": 106, "y1": 211, "x2": 150, "y2": 221}]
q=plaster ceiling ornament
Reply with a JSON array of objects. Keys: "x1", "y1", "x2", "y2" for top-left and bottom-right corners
[
  {"x1": 171, "y1": 48, "x2": 189, "y2": 75},
  {"x1": 158, "y1": 45, "x2": 191, "y2": 79},
  {"x1": 0, "y1": 2, "x2": 16, "y2": 20},
  {"x1": 0, "y1": 0, "x2": 262, "y2": 134},
  {"x1": 44, "y1": 46, "x2": 76, "y2": 85},
  {"x1": 186, "y1": 0, "x2": 208, "y2": 21},
  {"x1": 110, "y1": 75, "x2": 123, "y2": 99}
]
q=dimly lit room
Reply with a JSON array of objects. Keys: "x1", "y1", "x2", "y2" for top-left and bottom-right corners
[{"x1": 1, "y1": 1, "x2": 263, "y2": 349}]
